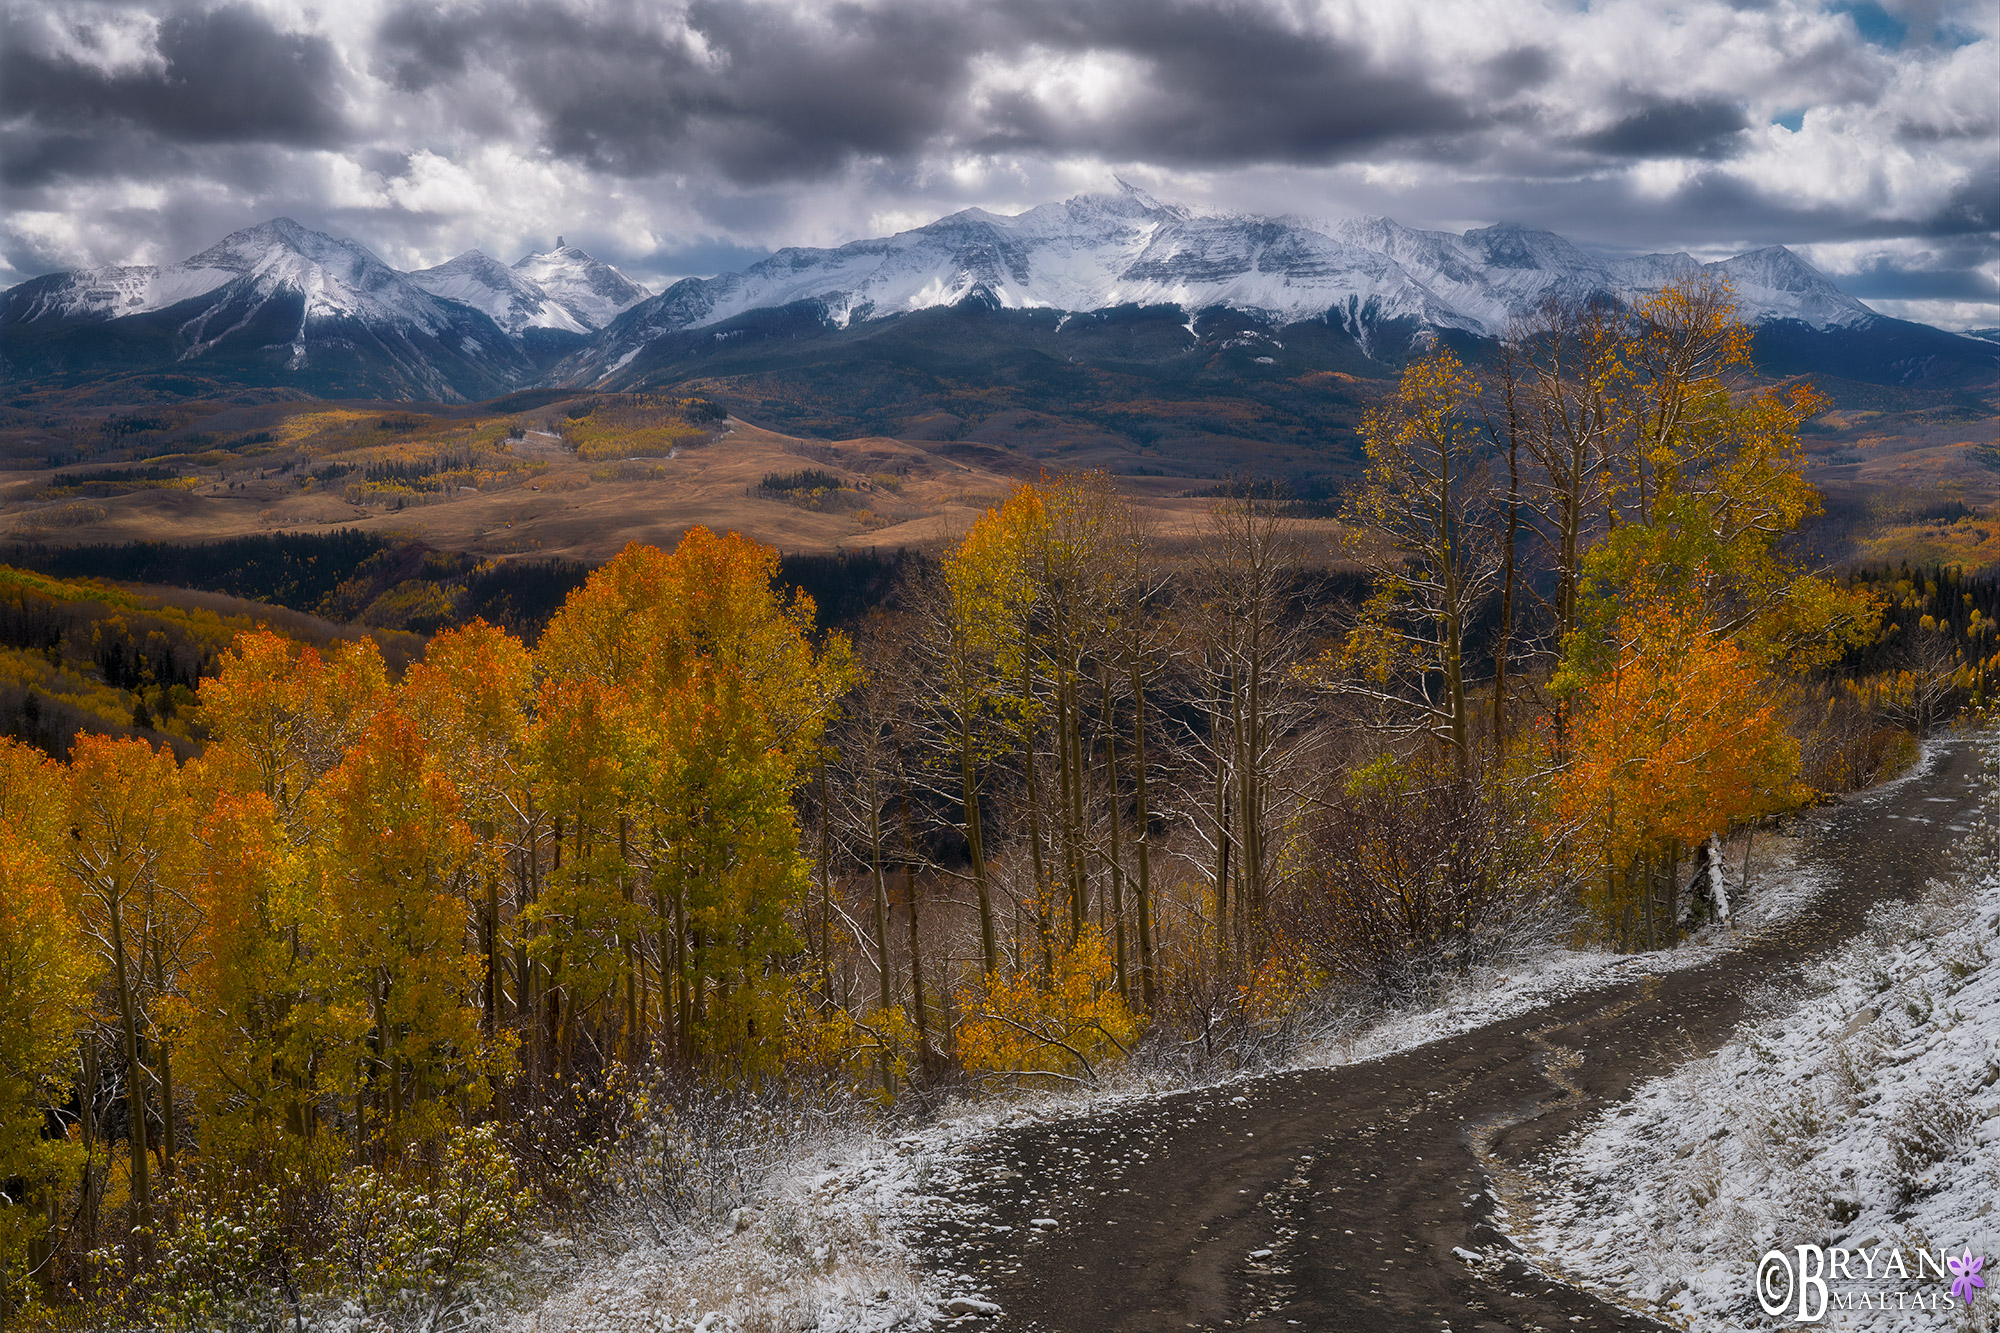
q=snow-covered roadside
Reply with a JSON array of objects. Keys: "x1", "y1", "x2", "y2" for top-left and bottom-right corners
[
  {"x1": 496, "y1": 1144, "x2": 936, "y2": 1333},
  {"x1": 1519, "y1": 759, "x2": 2000, "y2": 1330},
  {"x1": 499, "y1": 747, "x2": 1943, "y2": 1333}
]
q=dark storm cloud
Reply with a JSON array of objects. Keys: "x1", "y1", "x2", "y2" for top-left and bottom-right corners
[
  {"x1": 375, "y1": 0, "x2": 984, "y2": 180},
  {"x1": 1837, "y1": 261, "x2": 1998, "y2": 301},
  {"x1": 1444, "y1": 164, "x2": 1982, "y2": 262},
  {"x1": 0, "y1": 0, "x2": 1992, "y2": 327},
  {"x1": 0, "y1": 128, "x2": 192, "y2": 189},
  {"x1": 1924, "y1": 165, "x2": 2000, "y2": 234},
  {"x1": 977, "y1": 0, "x2": 1478, "y2": 164},
  {"x1": 369, "y1": 0, "x2": 1476, "y2": 180},
  {"x1": 1575, "y1": 98, "x2": 1751, "y2": 159},
  {"x1": 1479, "y1": 45, "x2": 1557, "y2": 97},
  {"x1": 0, "y1": 5, "x2": 348, "y2": 164}
]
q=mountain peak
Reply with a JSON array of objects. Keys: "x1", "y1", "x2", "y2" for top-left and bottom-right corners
[
  {"x1": 1111, "y1": 176, "x2": 1164, "y2": 208},
  {"x1": 516, "y1": 238, "x2": 604, "y2": 266},
  {"x1": 430, "y1": 249, "x2": 509, "y2": 276},
  {"x1": 1707, "y1": 246, "x2": 1873, "y2": 326},
  {"x1": 179, "y1": 218, "x2": 392, "y2": 285},
  {"x1": 409, "y1": 250, "x2": 589, "y2": 335},
  {"x1": 1058, "y1": 180, "x2": 1182, "y2": 224},
  {"x1": 511, "y1": 242, "x2": 650, "y2": 330}
]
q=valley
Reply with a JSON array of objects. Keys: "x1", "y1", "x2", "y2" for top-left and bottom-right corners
[
  {"x1": 0, "y1": 395, "x2": 1275, "y2": 566},
  {"x1": 4, "y1": 188, "x2": 1994, "y2": 582}
]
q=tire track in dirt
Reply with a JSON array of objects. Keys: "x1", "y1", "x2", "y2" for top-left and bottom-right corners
[{"x1": 915, "y1": 738, "x2": 1989, "y2": 1331}]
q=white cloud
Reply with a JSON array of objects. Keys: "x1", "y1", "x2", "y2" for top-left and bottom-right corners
[{"x1": 0, "y1": 0, "x2": 1993, "y2": 325}]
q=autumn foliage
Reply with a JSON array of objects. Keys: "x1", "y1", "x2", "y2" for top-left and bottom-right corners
[
  {"x1": 0, "y1": 527, "x2": 852, "y2": 1325},
  {"x1": 0, "y1": 276, "x2": 1933, "y2": 1326}
]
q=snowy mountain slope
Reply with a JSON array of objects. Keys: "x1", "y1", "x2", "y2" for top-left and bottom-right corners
[
  {"x1": 0, "y1": 218, "x2": 534, "y2": 401},
  {"x1": 574, "y1": 184, "x2": 1890, "y2": 385},
  {"x1": 511, "y1": 242, "x2": 650, "y2": 330},
  {"x1": 2, "y1": 194, "x2": 1976, "y2": 404},
  {"x1": 1708, "y1": 246, "x2": 1877, "y2": 328},
  {"x1": 407, "y1": 250, "x2": 590, "y2": 336}
]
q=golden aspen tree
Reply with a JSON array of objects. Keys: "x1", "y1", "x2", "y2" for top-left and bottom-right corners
[
  {"x1": 199, "y1": 631, "x2": 389, "y2": 836},
  {"x1": 1551, "y1": 279, "x2": 1876, "y2": 943},
  {"x1": 536, "y1": 532, "x2": 852, "y2": 1073},
  {"x1": 400, "y1": 621, "x2": 538, "y2": 1040},
  {"x1": 1340, "y1": 349, "x2": 1500, "y2": 770},
  {"x1": 170, "y1": 785, "x2": 321, "y2": 1166},
  {"x1": 524, "y1": 675, "x2": 633, "y2": 1086},
  {"x1": 0, "y1": 735, "x2": 63, "y2": 848},
  {"x1": 61, "y1": 735, "x2": 191, "y2": 1263},
  {"x1": 932, "y1": 498, "x2": 1039, "y2": 977},
  {"x1": 316, "y1": 708, "x2": 500, "y2": 1159},
  {"x1": 0, "y1": 837, "x2": 88, "y2": 1321}
]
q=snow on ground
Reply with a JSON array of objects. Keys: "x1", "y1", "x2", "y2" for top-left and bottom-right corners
[
  {"x1": 499, "y1": 750, "x2": 1939, "y2": 1333},
  {"x1": 496, "y1": 1114, "x2": 936, "y2": 1333},
  {"x1": 1519, "y1": 753, "x2": 2000, "y2": 1330}
]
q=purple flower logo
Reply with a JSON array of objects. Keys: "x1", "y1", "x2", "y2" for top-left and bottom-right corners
[{"x1": 1949, "y1": 1250, "x2": 1986, "y2": 1304}]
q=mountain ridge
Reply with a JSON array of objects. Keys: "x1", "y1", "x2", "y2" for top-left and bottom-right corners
[{"x1": 4, "y1": 191, "x2": 1992, "y2": 403}]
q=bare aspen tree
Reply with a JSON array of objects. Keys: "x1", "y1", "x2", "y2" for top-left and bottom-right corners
[
  {"x1": 1497, "y1": 298, "x2": 1624, "y2": 673},
  {"x1": 1484, "y1": 336, "x2": 1527, "y2": 751},
  {"x1": 1185, "y1": 488, "x2": 1317, "y2": 958}
]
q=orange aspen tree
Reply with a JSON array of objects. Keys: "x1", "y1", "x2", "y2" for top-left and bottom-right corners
[{"x1": 1554, "y1": 607, "x2": 1801, "y2": 945}]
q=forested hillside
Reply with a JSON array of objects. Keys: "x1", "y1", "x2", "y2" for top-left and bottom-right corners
[{"x1": 4, "y1": 278, "x2": 1995, "y2": 1330}]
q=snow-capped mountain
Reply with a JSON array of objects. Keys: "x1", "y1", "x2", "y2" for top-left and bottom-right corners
[
  {"x1": 406, "y1": 242, "x2": 650, "y2": 337},
  {"x1": 15, "y1": 218, "x2": 475, "y2": 335},
  {"x1": 1, "y1": 192, "x2": 1982, "y2": 403},
  {"x1": 1705, "y1": 246, "x2": 1880, "y2": 328},
  {"x1": 1, "y1": 218, "x2": 534, "y2": 401},
  {"x1": 511, "y1": 242, "x2": 650, "y2": 330},
  {"x1": 573, "y1": 182, "x2": 1882, "y2": 383},
  {"x1": 407, "y1": 250, "x2": 591, "y2": 336}
]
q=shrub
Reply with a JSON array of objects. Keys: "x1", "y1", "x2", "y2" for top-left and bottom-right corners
[
  {"x1": 759, "y1": 469, "x2": 846, "y2": 494},
  {"x1": 1280, "y1": 760, "x2": 1569, "y2": 1002},
  {"x1": 319, "y1": 1124, "x2": 533, "y2": 1324},
  {"x1": 1887, "y1": 1089, "x2": 1976, "y2": 1203},
  {"x1": 959, "y1": 928, "x2": 1140, "y2": 1085}
]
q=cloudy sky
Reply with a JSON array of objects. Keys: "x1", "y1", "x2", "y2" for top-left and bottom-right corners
[{"x1": 2, "y1": 0, "x2": 1995, "y2": 328}]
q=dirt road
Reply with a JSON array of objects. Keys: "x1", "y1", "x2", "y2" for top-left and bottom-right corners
[{"x1": 917, "y1": 739, "x2": 1990, "y2": 1332}]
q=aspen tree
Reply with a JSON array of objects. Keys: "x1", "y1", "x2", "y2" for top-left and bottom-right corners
[
  {"x1": 1341, "y1": 350, "x2": 1500, "y2": 771},
  {"x1": 62, "y1": 736, "x2": 189, "y2": 1263}
]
